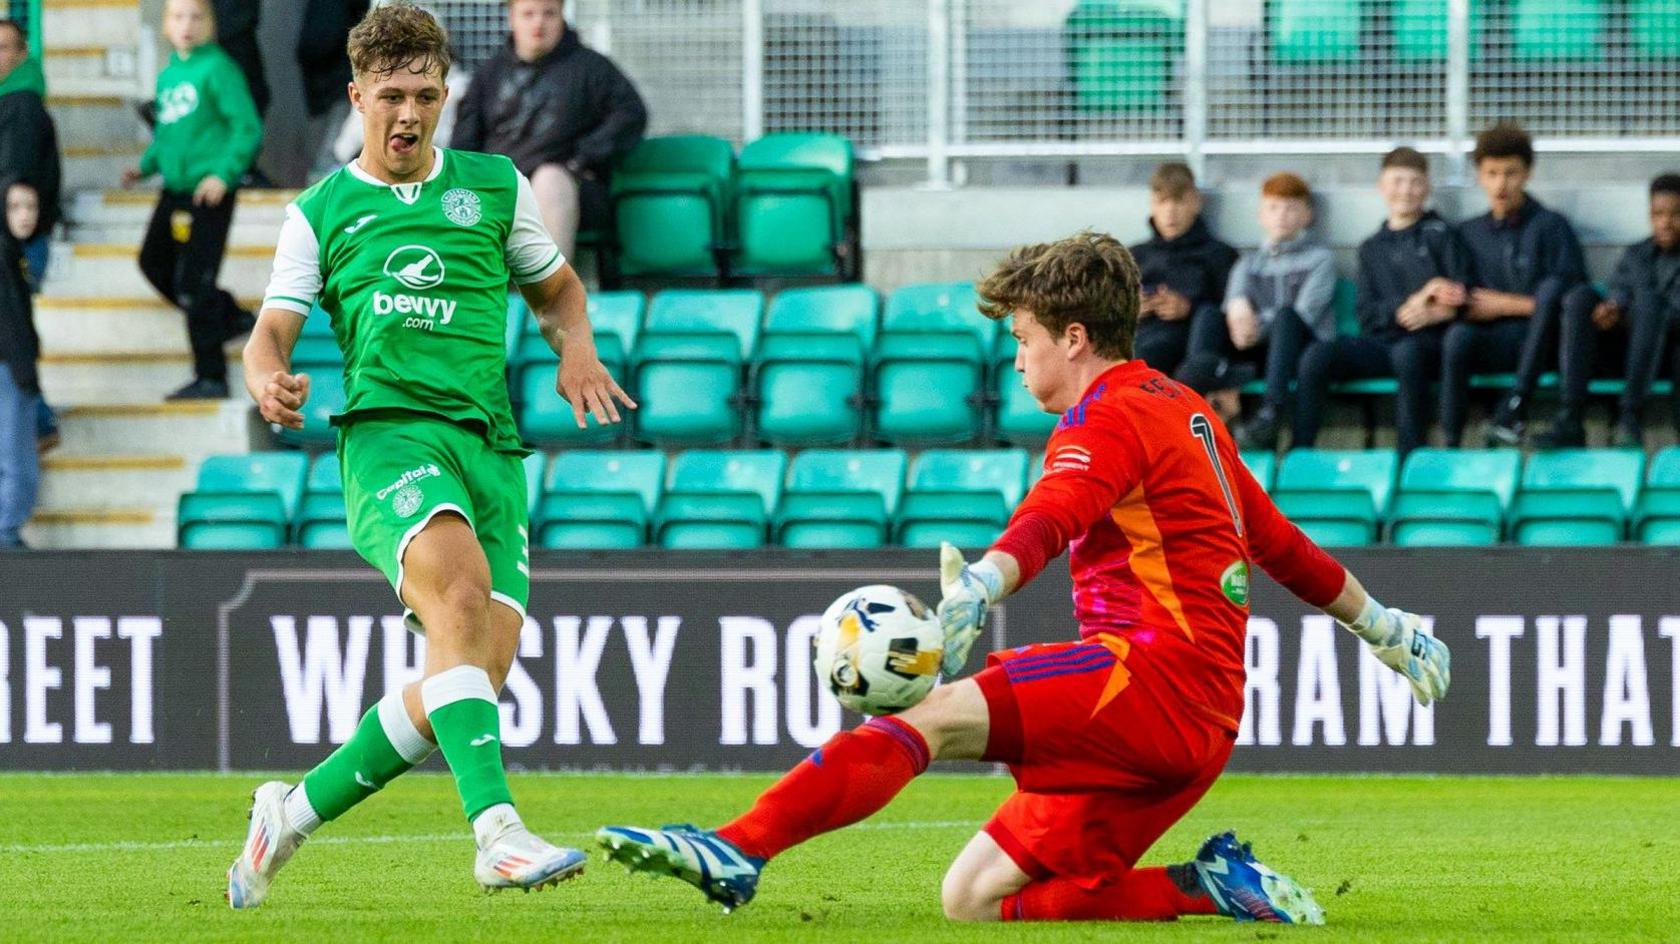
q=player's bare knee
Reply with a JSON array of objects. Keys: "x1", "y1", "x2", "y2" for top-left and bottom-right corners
[
  {"x1": 940, "y1": 871, "x2": 997, "y2": 923},
  {"x1": 899, "y1": 680, "x2": 988, "y2": 761}
]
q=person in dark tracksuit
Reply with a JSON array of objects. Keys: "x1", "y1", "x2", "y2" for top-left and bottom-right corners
[
  {"x1": 123, "y1": 0, "x2": 262, "y2": 400},
  {"x1": 1294, "y1": 147, "x2": 1471, "y2": 457},
  {"x1": 1130, "y1": 161, "x2": 1238, "y2": 377},
  {"x1": 0, "y1": 178, "x2": 41, "y2": 549},
  {"x1": 1538, "y1": 173, "x2": 1680, "y2": 449},
  {"x1": 1442, "y1": 122, "x2": 1587, "y2": 447}
]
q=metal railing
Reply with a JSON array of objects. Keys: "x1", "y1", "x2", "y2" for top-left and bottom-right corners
[{"x1": 457, "y1": 0, "x2": 1680, "y2": 184}]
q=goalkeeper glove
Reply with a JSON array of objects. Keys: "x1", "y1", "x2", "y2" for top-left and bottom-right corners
[
  {"x1": 1338, "y1": 597, "x2": 1451, "y2": 706},
  {"x1": 935, "y1": 542, "x2": 1004, "y2": 679}
]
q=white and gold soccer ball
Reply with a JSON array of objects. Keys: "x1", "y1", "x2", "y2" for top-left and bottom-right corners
[{"x1": 813, "y1": 585, "x2": 944, "y2": 716}]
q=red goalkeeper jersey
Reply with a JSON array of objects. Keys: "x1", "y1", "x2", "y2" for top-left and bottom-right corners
[{"x1": 991, "y1": 360, "x2": 1346, "y2": 729}]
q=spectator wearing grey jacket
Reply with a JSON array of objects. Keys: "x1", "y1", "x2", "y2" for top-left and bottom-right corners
[{"x1": 1177, "y1": 172, "x2": 1337, "y2": 450}]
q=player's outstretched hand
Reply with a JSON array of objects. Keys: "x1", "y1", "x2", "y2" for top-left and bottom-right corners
[
  {"x1": 936, "y1": 542, "x2": 1002, "y2": 679},
  {"x1": 256, "y1": 371, "x2": 310, "y2": 430},
  {"x1": 1367, "y1": 609, "x2": 1451, "y2": 706},
  {"x1": 557, "y1": 336, "x2": 637, "y2": 430}
]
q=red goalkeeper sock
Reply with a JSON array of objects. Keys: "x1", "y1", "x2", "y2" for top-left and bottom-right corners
[
  {"x1": 717, "y1": 716, "x2": 930, "y2": 861},
  {"x1": 1001, "y1": 866, "x2": 1219, "y2": 922}
]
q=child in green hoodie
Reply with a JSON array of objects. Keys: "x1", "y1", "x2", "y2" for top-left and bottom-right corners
[{"x1": 122, "y1": 0, "x2": 262, "y2": 400}]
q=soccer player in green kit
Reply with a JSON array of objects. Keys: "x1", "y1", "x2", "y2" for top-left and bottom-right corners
[{"x1": 225, "y1": 2, "x2": 634, "y2": 908}]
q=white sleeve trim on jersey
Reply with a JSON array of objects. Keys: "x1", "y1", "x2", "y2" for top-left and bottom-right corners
[
  {"x1": 262, "y1": 203, "x2": 322, "y2": 316},
  {"x1": 506, "y1": 169, "x2": 567, "y2": 285}
]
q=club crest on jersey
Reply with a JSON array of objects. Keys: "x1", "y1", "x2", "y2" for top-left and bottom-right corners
[
  {"x1": 442, "y1": 188, "x2": 482, "y2": 226},
  {"x1": 1220, "y1": 560, "x2": 1250, "y2": 607}
]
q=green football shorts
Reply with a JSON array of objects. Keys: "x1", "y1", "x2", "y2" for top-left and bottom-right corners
[{"x1": 338, "y1": 412, "x2": 531, "y2": 631}]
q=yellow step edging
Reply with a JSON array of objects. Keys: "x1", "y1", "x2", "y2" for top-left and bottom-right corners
[
  {"x1": 63, "y1": 144, "x2": 146, "y2": 158},
  {"x1": 40, "y1": 351, "x2": 239, "y2": 365},
  {"x1": 60, "y1": 402, "x2": 225, "y2": 418},
  {"x1": 29, "y1": 509, "x2": 155, "y2": 526},
  {"x1": 43, "y1": 0, "x2": 141, "y2": 9},
  {"x1": 101, "y1": 189, "x2": 299, "y2": 207},
  {"x1": 71, "y1": 243, "x2": 274, "y2": 259},
  {"x1": 43, "y1": 46, "x2": 110, "y2": 58},
  {"x1": 47, "y1": 94, "x2": 125, "y2": 107},
  {"x1": 36, "y1": 296, "x2": 262, "y2": 311},
  {"x1": 42, "y1": 455, "x2": 187, "y2": 472}
]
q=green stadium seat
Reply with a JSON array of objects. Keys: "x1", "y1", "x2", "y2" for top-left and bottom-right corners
[
  {"x1": 535, "y1": 451, "x2": 666, "y2": 549},
  {"x1": 1272, "y1": 0, "x2": 1363, "y2": 64},
  {"x1": 308, "y1": 453, "x2": 342, "y2": 494},
  {"x1": 765, "y1": 285, "x2": 879, "y2": 345},
  {"x1": 278, "y1": 366, "x2": 346, "y2": 449},
  {"x1": 655, "y1": 450, "x2": 787, "y2": 548},
  {"x1": 731, "y1": 133, "x2": 855, "y2": 276},
  {"x1": 1064, "y1": 0, "x2": 1181, "y2": 111},
  {"x1": 785, "y1": 449, "x2": 908, "y2": 513},
  {"x1": 1512, "y1": 0, "x2": 1604, "y2": 61},
  {"x1": 874, "y1": 283, "x2": 990, "y2": 444},
  {"x1": 1273, "y1": 449, "x2": 1398, "y2": 544},
  {"x1": 754, "y1": 333, "x2": 865, "y2": 446},
  {"x1": 295, "y1": 492, "x2": 352, "y2": 549},
  {"x1": 633, "y1": 290, "x2": 764, "y2": 445},
  {"x1": 909, "y1": 449, "x2": 1031, "y2": 505},
  {"x1": 1634, "y1": 447, "x2": 1680, "y2": 544},
  {"x1": 1391, "y1": 0, "x2": 1484, "y2": 61},
  {"x1": 1631, "y1": 0, "x2": 1680, "y2": 57},
  {"x1": 610, "y1": 135, "x2": 733, "y2": 277},
  {"x1": 178, "y1": 492, "x2": 289, "y2": 549},
  {"x1": 895, "y1": 449, "x2": 1027, "y2": 546},
  {"x1": 1388, "y1": 448, "x2": 1521, "y2": 545},
  {"x1": 515, "y1": 292, "x2": 642, "y2": 446},
  {"x1": 1511, "y1": 448, "x2": 1644, "y2": 545},
  {"x1": 991, "y1": 334, "x2": 1057, "y2": 445},
  {"x1": 882, "y1": 282, "x2": 986, "y2": 338},
  {"x1": 523, "y1": 452, "x2": 545, "y2": 515},
  {"x1": 1240, "y1": 450, "x2": 1277, "y2": 491},
  {"x1": 197, "y1": 453, "x2": 309, "y2": 519},
  {"x1": 1332, "y1": 278, "x2": 1359, "y2": 338},
  {"x1": 775, "y1": 449, "x2": 907, "y2": 548}
]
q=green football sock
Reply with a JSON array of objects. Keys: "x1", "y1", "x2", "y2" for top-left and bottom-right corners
[
  {"x1": 294, "y1": 691, "x2": 436, "y2": 830},
  {"x1": 421, "y1": 664, "x2": 514, "y2": 822}
]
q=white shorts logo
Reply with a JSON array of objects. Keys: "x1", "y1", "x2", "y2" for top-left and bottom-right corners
[
  {"x1": 442, "y1": 188, "x2": 482, "y2": 227},
  {"x1": 392, "y1": 484, "x2": 424, "y2": 519},
  {"x1": 383, "y1": 245, "x2": 446, "y2": 291}
]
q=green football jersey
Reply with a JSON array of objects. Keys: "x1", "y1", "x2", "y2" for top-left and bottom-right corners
[{"x1": 262, "y1": 148, "x2": 564, "y2": 453}]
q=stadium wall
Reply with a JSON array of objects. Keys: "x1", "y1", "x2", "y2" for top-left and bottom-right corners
[{"x1": 1, "y1": 549, "x2": 1677, "y2": 776}]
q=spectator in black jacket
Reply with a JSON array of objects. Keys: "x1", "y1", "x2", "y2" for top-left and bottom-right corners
[
  {"x1": 453, "y1": 0, "x2": 647, "y2": 259},
  {"x1": 213, "y1": 0, "x2": 268, "y2": 115},
  {"x1": 1294, "y1": 147, "x2": 1471, "y2": 456},
  {"x1": 1129, "y1": 161, "x2": 1237, "y2": 376},
  {"x1": 1443, "y1": 122, "x2": 1587, "y2": 447},
  {"x1": 1540, "y1": 173, "x2": 1680, "y2": 448},
  {"x1": 296, "y1": 0, "x2": 369, "y2": 180},
  {"x1": 0, "y1": 178, "x2": 42, "y2": 549},
  {"x1": 0, "y1": 20, "x2": 61, "y2": 277}
]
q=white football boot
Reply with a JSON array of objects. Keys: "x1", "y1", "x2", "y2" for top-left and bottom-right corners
[
  {"x1": 226, "y1": 781, "x2": 306, "y2": 909},
  {"x1": 473, "y1": 807, "x2": 587, "y2": 893}
]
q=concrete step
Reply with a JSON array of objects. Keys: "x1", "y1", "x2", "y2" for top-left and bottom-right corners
[
  {"x1": 72, "y1": 189, "x2": 296, "y2": 227},
  {"x1": 42, "y1": 44, "x2": 142, "y2": 92},
  {"x1": 47, "y1": 95, "x2": 146, "y2": 147},
  {"x1": 22, "y1": 508, "x2": 174, "y2": 550},
  {"x1": 36, "y1": 350, "x2": 243, "y2": 404},
  {"x1": 67, "y1": 219, "x2": 283, "y2": 247},
  {"x1": 62, "y1": 148, "x2": 142, "y2": 193},
  {"x1": 42, "y1": 0, "x2": 145, "y2": 50},
  {"x1": 53, "y1": 401, "x2": 255, "y2": 460},
  {"x1": 40, "y1": 245, "x2": 275, "y2": 299},
  {"x1": 35, "y1": 454, "x2": 195, "y2": 514},
  {"x1": 34, "y1": 295, "x2": 261, "y2": 354}
]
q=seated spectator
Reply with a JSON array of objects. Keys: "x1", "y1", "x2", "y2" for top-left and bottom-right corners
[
  {"x1": 1443, "y1": 121, "x2": 1586, "y2": 447},
  {"x1": 452, "y1": 0, "x2": 647, "y2": 260},
  {"x1": 1129, "y1": 161, "x2": 1237, "y2": 376},
  {"x1": 1177, "y1": 172, "x2": 1336, "y2": 449},
  {"x1": 0, "y1": 20, "x2": 62, "y2": 287},
  {"x1": 1293, "y1": 147, "x2": 1470, "y2": 456},
  {"x1": 123, "y1": 0, "x2": 263, "y2": 400},
  {"x1": 1541, "y1": 173, "x2": 1680, "y2": 449},
  {"x1": 0, "y1": 178, "x2": 42, "y2": 549}
]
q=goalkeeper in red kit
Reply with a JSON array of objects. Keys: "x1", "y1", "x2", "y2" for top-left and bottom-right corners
[{"x1": 597, "y1": 231, "x2": 1451, "y2": 924}]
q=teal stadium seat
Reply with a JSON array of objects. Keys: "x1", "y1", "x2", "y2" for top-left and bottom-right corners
[
  {"x1": 992, "y1": 333, "x2": 1058, "y2": 445},
  {"x1": 1388, "y1": 448, "x2": 1520, "y2": 546},
  {"x1": 1239, "y1": 451, "x2": 1276, "y2": 492},
  {"x1": 1634, "y1": 447, "x2": 1680, "y2": 545},
  {"x1": 516, "y1": 291, "x2": 643, "y2": 445},
  {"x1": 179, "y1": 452, "x2": 309, "y2": 549},
  {"x1": 278, "y1": 305, "x2": 348, "y2": 449},
  {"x1": 657, "y1": 450, "x2": 787, "y2": 549},
  {"x1": 1272, "y1": 449, "x2": 1397, "y2": 546},
  {"x1": 295, "y1": 453, "x2": 351, "y2": 549},
  {"x1": 1512, "y1": 0, "x2": 1604, "y2": 62},
  {"x1": 731, "y1": 133, "x2": 855, "y2": 276},
  {"x1": 1391, "y1": 0, "x2": 1484, "y2": 61},
  {"x1": 1511, "y1": 448, "x2": 1643, "y2": 545},
  {"x1": 897, "y1": 449, "x2": 1029, "y2": 548},
  {"x1": 633, "y1": 290, "x2": 764, "y2": 446},
  {"x1": 874, "y1": 282, "x2": 989, "y2": 444},
  {"x1": 610, "y1": 135, "x2": 733, "y2": 278},
  {"x1": 536, "y1": 450, "x2": 666, "y2": 549},
  {"x1": 1631, "y1": 0, "x2": 1680, "y2": 58},
  {"x1": 1272, "y1": 0, "x2": 1363, "y2": 64},
  {"x1": 1064, "y1": 0, "x2": 1182, "y2": 111},
  {"x1": 755, "y1": 285, "x2": 878, "y2": 446},
  {"x1": 775, "y1": 449, "x2": 908, "y2": 549}
]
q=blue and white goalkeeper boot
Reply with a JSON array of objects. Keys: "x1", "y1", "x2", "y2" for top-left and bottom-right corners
[
  {"x1": 595, "y1": 824, "x2": 765, "y2": 912},
  {"x1": 1193, "y1": 830, "x2": 1326, "y2": 925}
]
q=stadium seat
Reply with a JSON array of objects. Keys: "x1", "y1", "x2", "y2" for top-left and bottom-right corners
[
  {"x1": 633, "y1": 290, "x2": 764, "y2": 445},
  {"x1": 1634, "y1": 446, "x2": 1680, "y2": 545},
  {"x1": 775, "y1": 449, "x2": 907, "y2": 548},
  {"x1": 278, "y1": 366, "x2": 347, "y2": 449},
  {"x1": 657, "y1": 450, "x2": 787, "y2": 549},
  {"x1": 1272, "y1": 450, "x2": 1398, "y2": 544},
  {"x1": 1388, "y1": 448, "x2": 1520, "y2": 546},
  {"x1": 536, "y1": 450, "x2": 666, "y2": 549},
  {"x1": 294, "y1": 454, "x2": 351, "y2": 549},
  {"x1": 1240, "y1": 451, "x2": 1276, "y2": 492},
  {"x1": 896, "y1": 449, "x2": 1028, "y2": 547},
  {"x1": 516, "y1": 291, "x2": 643, "y2": 446},
  {"x1": 1271, "y1": 0, "x2": 1363, "y2": 64},
  {"x1": 1064, "y1": 0, "x2": 1181, "y2": 110},
  {"x1": 874, "y1": 283, "x2": 989, "y2": 444},
  {"x1": 179, "y1": 453, "x2": 309, "y2": 549},
  {"x1": 1512, "y1": 0, "x2": 1604, "y2": 61},
  {"x1": 765, "y1": 285, "x2": 879, "y2": 345},
  {"x1": 1511, "y1": 449, "x2": 1643, "y2": 545},
  {"x1": 754, "y1": 286, "x2": 877, "y2": 445},
  {"x1": 610, "y1": 135, "x2": 733, "y2": 277},
  {"x1": 731, "y1": 133, "x2": 855, "y2": 276},
  {"x1": 1631, "y1": 0, "x2": 1680, "y2": 58},
  {"x1": 1391, "y1": 0, "x2": 1485, "y2": 61},
  {"x1": 991, "y1": 334, "x2": 1057, "y2": 445}
]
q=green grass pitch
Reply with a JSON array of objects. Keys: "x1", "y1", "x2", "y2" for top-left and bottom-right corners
[{"x1": 1, "y1": 772, "x2": 1675, "y2": 942}]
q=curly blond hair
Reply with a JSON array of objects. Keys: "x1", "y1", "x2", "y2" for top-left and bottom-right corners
[{"x1": 348, "y1": 1, "x2": 451, "y2": 81}]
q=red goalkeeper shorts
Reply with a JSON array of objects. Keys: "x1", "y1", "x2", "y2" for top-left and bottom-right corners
[{"x1": 974, "y1": 635, "x2": 1236, "y2": 885}]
